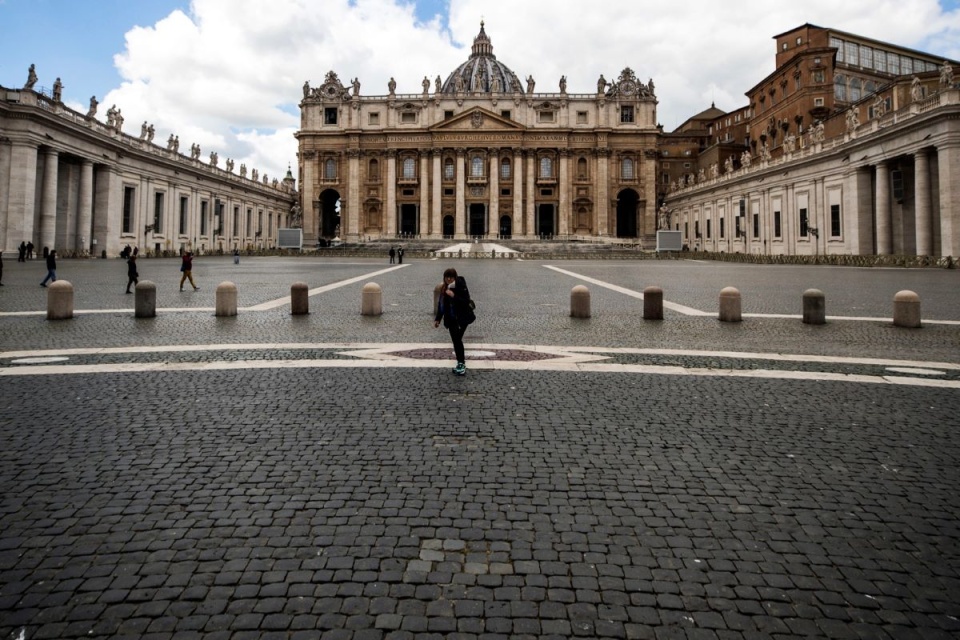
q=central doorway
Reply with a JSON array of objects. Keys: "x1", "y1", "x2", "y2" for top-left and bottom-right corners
[
  {"x1": 399, "y1": 204, "x2": 417, "y2": 236},
  {"x1": 616, "y1": 189, "x2": 639, "y2": 238},
  {"x1": 537, "y1": 204, "x2": 555, "y2": 237},
  {"x1": 499, "y1": 215, "x2": 512, "y2": 239},
  {"x1": 319, "y1": 189, "x2": 341, "y2": 238},
  {"x1": 469, "y1": 203, "x2": 486, "y2": 237}
]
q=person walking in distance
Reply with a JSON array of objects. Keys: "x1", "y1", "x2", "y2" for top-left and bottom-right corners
[
  {"x1": 433, "y1": 267, "x2": 476, "y2": 376},
  {"x1": 125, "y1": 252, "x2": 139, "y2": 293},
  {"x1": 179, "y1": 251, "x2": 199, "y2": 291},
  {"x1": 388, "y1": 246, "x2": 395, "y2": 264},
  {"x1": 40, "y1": 249, "x2": 57, "y2": 287},
  {"x1": 398, "y1": 246, "x2": 404, "y2": 264}
]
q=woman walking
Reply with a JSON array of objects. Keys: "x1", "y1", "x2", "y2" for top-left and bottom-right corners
[
  {"x1": 433, "y1": 267, "x2": 476, "y2": 376},
  {"x1": 179, "y1": 251, "x2": 199, "y2": 291},
  {"x1": 125, "y1": 252, "x2": 139, "y2": 293}
]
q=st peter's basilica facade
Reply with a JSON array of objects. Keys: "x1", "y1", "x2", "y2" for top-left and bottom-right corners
[{"x1": 296, "y1": 23, "x2": 658, "y2": 245}]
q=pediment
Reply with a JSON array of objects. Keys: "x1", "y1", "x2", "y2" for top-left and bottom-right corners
[{"x1": 428, "y1": 107, "x2": 525, "y2": 132}]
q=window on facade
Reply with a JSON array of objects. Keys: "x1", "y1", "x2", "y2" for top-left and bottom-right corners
[
  {"x1": 577, "y1": 157, "x2": 587, "y2": 179},
  {"x1": 269, "y1": 213, "x2": 273, "y2": 235},
  {"x1": 834, "y1": 74, "x2": 847, "y2": 101},
  {"x1": 369, "y1": 158, "x2": 379, "y2": 179},
  {"x1": 861, "y1": 46, "x2": 874, "y2": 69},
  {"x1": 720, "y1": 218, "x2": 725, "y2": 239},
  {"x1": 368, "y1": 112, "x2": 380, "y2": 125},
  {"x1": 122, "y1": 186, "x2": 135, "y2": 234},
  {"x1": 844, "y1": 42, "x2": 859, "y2": 66},
  {"x1": 258, "y1": 211, "x2": 263, "y2": 235},
  {"x1": 443, "y1": 158, "x2": 454, "y2": 180},
  {"x1": 539, "y1": 157, "x2": 553, "y2": 178},
  {"x1": 830, "y1": 37, "x2": 844, "y2": 61},
  {"x1": 444, "y1": 110, "x2": 454, "y2": 120},
  {"x1": 500, "y1": 158, "x2": 511, "y2": 180},
  {"x1": 471, "y1": 155, "x2": 484, "y2": 177},
  {"x1": 620, "y1": 105, "x2": 634, "y2": 123},
  {"x1": 753, "y1": 213, "x2": 759, "y2": 239},
  {"x1": 621, "y1": 157, "x2": 634, "y2": 180},
  {"x1": 324, "y1": 107, "x2": 338, "y2": 124},
  {"x1": 887, "y1": 51, "x2": 900, "y2": 75},
  {"x1": 233, "y1": 206, "x2": 239, "y2": 236},
  {"x1": 577, "y1": 111, "x2": 588, "y2": 124},
  {"x1": 325, "y1": 158, "x2": 337, "y2": 180},
  {"x1": 154, "y1": 192, "x2": 164, "y2": 233},
  {"x1": 902, "y1": 57, "x2": 913, "y2": 75},
  {"x1": 500, "y1": 110, "x2": 511, "y2": 119},
  {"x1": 814, "y1": 97, "x2": 825, "y2": 107},
  {"x1": 402, "y1": 157, "x2": 416, "y2": 179},
  {"x1": 400, "y1": 112, "x2": 417, "y2": 123},
  {"x1": 875, "y1": 52, "x2": 887, "y2": 73},
  {"x1": 706, "y1": 219, "x2": 711, "y2": 239},
  {"x1": 774, "y1": 211, "x2": 782, "y2": 238},
  {"x1": 246, "y1": 208, "x2": 252, "y2": 236},
  {"x1": 850, "y1": 78, "x2": 862, "y2": 102},
  {"x1": 813, "y1": 70, "x2": 824, "y2": 83},
  {"x1": 180, "y1": 197, "x2": 189, "y2": 235},
  {"x1": 200, "y1": 201, "x2": 209, "y2": 235},
  {"x1": 539, "y1": 111, "x2": 555, "y2": 123},
  {"x1": 831, "y1": 204, "x2": 841, "y2": 236},
  {"x1": 799, "y1": 208, "x2": 809, "y2": 237}
]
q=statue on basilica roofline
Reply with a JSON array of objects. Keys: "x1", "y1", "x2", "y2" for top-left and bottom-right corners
[
  {"x1": 940, "y1": 60, "x2": 954, "y2": 88},
  {"x1": 24, "y1": 64, "x2": 38, "y2": 90},
  {"x1": 910, "y1": 76, "x2": 923, "y2": 102},
  {"x1": 490, "y1": 74, "x2": 501, "y2": 93},
  {"x1": 388, "y1": 77, "x2": 396, "y2": 95},
  {"x1": 303, "y1": 80, "x2": 310, "y2": 99},
  {"x1": 559, "y1": 76, "x2": 567, "y2": 94},
  {"x1": 422, "y1": 76, "x2": 430, "y2": 94},
  {"x1": 724, "y1": 156, "x2": 735, "y2": 174},
  {"x1": 52, "y1": 77, "x2": 63, "y2": 102},
  {"x1": 435, "y1": 75, "x2": 442, "y2": 93},
  {"x1": 351, "y1": 77, "x2": 361, "y2": 96},
  {"x1": 86, "y1": 96, "x2": 98, "y2": 118},
  {"x1": 597, "y1": 74, "x2": 607, "y2": 94},
  {"x1": 526, "y1": 75, "x2": 535, "y2": 94}
]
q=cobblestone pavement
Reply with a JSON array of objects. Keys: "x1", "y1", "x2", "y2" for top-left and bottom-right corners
[{"x1": 1, "y1": 256, "x2": 959, "y2": 639}]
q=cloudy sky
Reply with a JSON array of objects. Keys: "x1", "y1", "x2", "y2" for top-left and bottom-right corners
[{"x1": 2, "y1": 0, "x2": 959, "y2": 182}]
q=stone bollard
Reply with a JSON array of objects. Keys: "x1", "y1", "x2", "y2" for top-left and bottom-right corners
[
  {"x1": 134, "y1": 280, "x2": 157, "y2": 318},
  {"x1": 433, "y1": 283, "x2": 444, "y2": 316},
  {"x1": 893, "y1": 290, "x2": 921, "y2": 328},
  {"x1": 718, "y1": 286, "x2": 742, "y2": 322},
  {"x1": 362, "y1": 282, "x2": 382, "y2": 316},
  {"x1": 802, "y1": 289, "x2": 825, "y2": 325},
  {"x1": 570, "y1": 285, "x2": 591, "y2": 318},
  {"x1": 291, "y1": 282, "x2": 309, "y2": 315},
  {"x1": 215, "y1": 281, "x2": 238, "y2": 317},
  {"x1": 46, "y1": 280, "x2": 74, "y2": 320},
  {"x1": 643, "y1": 286, "x2": 664, "y2": 320}
]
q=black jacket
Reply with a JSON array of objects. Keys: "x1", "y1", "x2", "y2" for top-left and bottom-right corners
[{"x1": 435, "y1": 276, "x2": 475, "y2": 329}]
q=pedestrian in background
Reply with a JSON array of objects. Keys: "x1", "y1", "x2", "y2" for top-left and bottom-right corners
[
  {"x1": 433, "y1": 267, "x2": 476, "y2": 376},
  {"x1": 398, "y1": 246, "x2": 404, "y2": 264},
  {"x1": 233, "y1": 247, "x2": 240, "y2": 265},
  {"x1": 18, "y1": 241, "x2": 26, "y2": 262},
  {"x1": 388, "y1": 246, "x2": 395, "y2": 263},
  {"x1": 125, "y1": 252, "x2": 139, "y2": 293},
  {"x1": 40, "y1": 249, "x2": 57, "y2": 287},
  {"x1": 179, "y1": 251, "x2": 199, "y2": 291}
]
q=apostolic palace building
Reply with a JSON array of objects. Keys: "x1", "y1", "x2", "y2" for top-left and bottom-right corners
[{"x1": 1, "y1": 22, "x2": 959, "y2": 259}]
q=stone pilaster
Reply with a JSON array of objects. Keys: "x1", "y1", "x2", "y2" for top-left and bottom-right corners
[
  {"x1": 419, "y1": 152, "x2": 429, "y2": 237},
  {"x1": 386, "y1": 151, "x2": 397, "y2": 238},
  {"x1": 512, "y1": 149, "x2": 523, "y2": 236},
  {"x1": 596, "y1": 149, "x2": 609, "y2": 236},
  {"x1": 347, "y1": 149, "x2": 360, "y2": 241},
  {"x1": 558, "y1": 150, "x2": 570, "y2": 236},
  {"x1": 938, "y1": 143, "x2": 960, "y2": 258},
  {"x1": 525, "y1": 151, "x2": 535, "y2": 237},
  {"x1": 488, "y1": 150, "x2": 499, "y2": 237},
  {"x1": 455, "y1": 150, "x2": 465, "y2": 238},
  {"x1": 93, "y1": 164, "x2": 120, "y2": 256},
  {"x1": 431, "y1": 151, "x2": 442, "y2": 238}
]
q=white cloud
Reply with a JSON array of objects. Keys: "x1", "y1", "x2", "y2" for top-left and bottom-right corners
[{"x1": 101, "y1": 0, "x2": 960, "y2": 181}]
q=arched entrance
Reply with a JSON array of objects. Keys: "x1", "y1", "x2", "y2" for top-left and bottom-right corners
[
  {"x1": 499, "y1": 215, "x2": 512, "y2": 239},
  {"x1": 319, "y1": 189, "x2": 341, "y2": 238},
  {"x1": 616, "y1": 189, "x2": 639, "y2": 238},
  {"x1": 537, "y1": 204, "x2": 555, "y2": 237},
  {"x1": 469, "y1": 203, "x2": 486, "y2": 237},
  {"x1": 442, "y1": 215, "x2": 455, "y2": 238}
]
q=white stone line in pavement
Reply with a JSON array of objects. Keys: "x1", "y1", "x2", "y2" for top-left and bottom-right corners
[
  {"x1": 3, "y1": 356, "x2": 959, "y2": 389},
  {"x1": 3, "y1": 342, "x2": 960, "y2": 371},
  {"x1": 544, "y1": 265, "x2": 960, "y2": 325},
  {"x1": 544, "y1": 265, "x2": 713, "y2": 316}
]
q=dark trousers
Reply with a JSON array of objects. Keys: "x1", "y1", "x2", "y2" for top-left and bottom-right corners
[{"x1": 448, "y1": 324, "x2": 466, "y2": 364}]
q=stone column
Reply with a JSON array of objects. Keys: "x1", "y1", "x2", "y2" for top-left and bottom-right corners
[
  {"x1": 431, "y1": 151, "x2": 442, "y2": 238},
  {"x1": 419, "y1": 152, "x2": 429, "y2": 237},
  {"x1": 596, "y1": 149, "x2": 609, "y2": 236},
  {"x1": 347, "y1": 149, "x2": 360, "y2": 241},
  {"x1": 455, "y1": 150, "x2": 465, "y2": 238},
  {"x1": 93, "y1": 165, "x2": 120, "y2": 256},
  {"x1": 512, "y1": 149, "x2": 523, "y2": 235},
  {"x1": 525, "y1": 151, "x2": 536, "y2": 237},
  {"x1": 939, "y1": 143, "x2": 960, "y2": 258},
  {"x1": 489, "y1": 150, "x2": 499, "y2": 237},
  {"x1": 558, "y1": 150, "x2": 570, "y2": 236},
  {"x1": 40, "y1": 148, "x2": 59, "y2": 252},
  {"x1": 875, "y1": 161, "x2": 892, "y2": 255},
  {"x1": 0, "y1": 139, "x2": 12, "y2": 251},
  {"x1": 843, "y1": 166, "x2": 873, "y2": 255},
  {"x1": 76, "y1": 160, "x2": 94, "y2": 254},
  {"x1": 386, "y1": 151, "x2": 397, "y2": 238},
  {"x1": 914, "y1": 149, "x2": 933, "y2": 256}
]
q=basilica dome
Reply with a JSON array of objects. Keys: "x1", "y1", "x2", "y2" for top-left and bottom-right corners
[{"x1": 441, "y1": 23, "x2": 523, "y2": 94}]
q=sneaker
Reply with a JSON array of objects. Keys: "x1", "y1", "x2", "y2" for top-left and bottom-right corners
[
  {"x1": 453, "y1": 362, "x2": 466, "y2": 376},
  {"x1": 40, "y1": 283, "x2": 46, "y2": 287}
]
